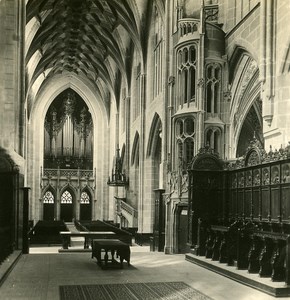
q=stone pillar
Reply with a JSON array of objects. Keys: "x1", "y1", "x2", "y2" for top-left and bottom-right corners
[
  {"x1": 262, "y1": 0, "x2": 274, "y2": 127},
  {"x1": 125, "y1": 97, "x2": 131, "y2": 177},
  {"x1": 0, "y1": 0, "x2": 25, "y2": 153},
  {"x1": 138, "y1": 74, "x2": 147, "y2": 233}
]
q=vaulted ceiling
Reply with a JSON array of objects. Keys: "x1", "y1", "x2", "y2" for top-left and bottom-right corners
[{"x1": 25, "y1": 0, "x2": 151, "y2": 113}]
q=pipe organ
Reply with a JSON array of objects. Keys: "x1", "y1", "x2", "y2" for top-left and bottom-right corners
[{"x1": 44, "y1": 90, "x2": 93, "y2": 169}]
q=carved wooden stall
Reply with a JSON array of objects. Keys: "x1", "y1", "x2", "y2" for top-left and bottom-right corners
[{"x1": 187, "y1": 141, "x2": 290, "y2": 294}]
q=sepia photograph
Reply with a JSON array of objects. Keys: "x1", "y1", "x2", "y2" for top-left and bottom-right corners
[{"x1": 0, "y1": 0, "x2": 290, "y2": 299}]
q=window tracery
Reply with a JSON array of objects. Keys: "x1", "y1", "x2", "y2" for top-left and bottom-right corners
[
  {"x1": 206, "y1": 63, "x2": 221, "y2": 113},
  {"x1": 80, "y1": 191, "x2": 90, "y2": 204},
  {"x1": 206, "y1": 127, "x2": 221, "y2": 153},
  {"x1": 175, "y1": 117, "x2": 195, "y2": 169},
  {"x1": 61, "y1": 190, "x2": 73, "y2": 204},
  {"x1": 177, "y1": 45, "x2": 196, "y2": 106},
  {"x1": 43, "y1": 191, "x2": 54, "y2": 203}
]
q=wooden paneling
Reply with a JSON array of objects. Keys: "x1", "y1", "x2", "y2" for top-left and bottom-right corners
[
  {"x1": 261, "y1": 187, "x2": 270, "y2": 220},
  {"x1": 281, "y1": 185, "x2": 290, "y2": 221},
  {"x1": 237, "y1": 190, "x2": 244, "y2": 218},
  {"x1": 244, "y1": 189, "x2": 252, "y2": 218},
  {"x1": 271, "y1": 186, "x2": 280, "y2": 221},
  {"x1": 229, "y1": 190, "x2": 237, "y2": 217},
  {"x1": 252, "y1": 188, "x2": 260, "y2": 219}
]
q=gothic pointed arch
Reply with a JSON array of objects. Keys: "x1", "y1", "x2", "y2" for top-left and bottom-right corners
[
  {"x1": 236, "y1": 100, "x2": 263, "y2": 157},
  {"x1": 60, "y1": 183, "x2": 77, "y2": 197},
  {"x1": 60, "y1": 186, "x2": 75, "y2": 222},
  {"x1": 42, "y1": 184, "x2": 56, "y2": 198},
  {"x1": 80, "y1": 187, "x2": 92, "y2": 221},
  {"x1": 229, "y1": 48, "x2": 262, "y2": 158},
  {"x1": 42, "y1": 187, "x2": 55, "y2": 221}
]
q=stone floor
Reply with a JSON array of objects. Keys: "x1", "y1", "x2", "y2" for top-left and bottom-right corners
[{"x1": 0, "y1": 245, "x2": 289, "y2": 300}]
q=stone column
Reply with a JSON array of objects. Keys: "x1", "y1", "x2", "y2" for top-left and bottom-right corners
[
  {"x1": 138, "y1": 74, "x2": 146, "y2": 233},
  {"x1": 125, "y1": 97, "x2": 131, "y2": 178},
  {"x1": 262, "y1": 0, "x2": 274, "y2": 127}
]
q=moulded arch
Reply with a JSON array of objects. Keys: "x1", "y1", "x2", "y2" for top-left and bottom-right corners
[
  {"x1": 42, "y1": 184, "x2": 56, "y2": 199},
  {"x1": 81, "y1": 186, "x2": 94, "y2": 201},
  {"x1": 29, "y1": 73, "x2": 108, "y2": 126},
  {"x1": 59, "y1": 184, "x2": 77, "y2": 200},
  {"x1": 228, "y1": 42, "x2": 259, "y2": 78},
  {"x1": 228, "y1": 48, "x2": 261, "y2": 158}
]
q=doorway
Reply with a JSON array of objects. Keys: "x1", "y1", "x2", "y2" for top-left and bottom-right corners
[
  {"x1": 43, "y1": 190, "x2": 55, "y2": 220},
  {"x1": 79, "y1": 191, "x2": 91, "y2": 221},
  {"x1": 60, "y1": 190, "x2": 74, "y2": 222},
  {"x1": 177, "y1": 206, "x2": 188, "y2": 253}
]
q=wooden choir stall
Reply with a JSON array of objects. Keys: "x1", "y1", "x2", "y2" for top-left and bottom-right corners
[{"x1": 185, "y1": 141, "x2": 290, "y2": 297}]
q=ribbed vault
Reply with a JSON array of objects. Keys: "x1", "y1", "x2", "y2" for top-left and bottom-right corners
[{"x1": 25, "y1": 0, "x2": 149, "y2": 114}]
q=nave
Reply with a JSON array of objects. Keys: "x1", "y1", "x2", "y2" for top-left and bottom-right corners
[{"x1": 0, "y1": 246, "x2": 288, "y2": 300}]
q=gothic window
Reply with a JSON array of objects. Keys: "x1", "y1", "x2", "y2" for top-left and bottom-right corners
[
  {"x1": 61, "y1": 190, "x2": 73, "y2": 204},
  {"x1": 206, "y1": 128, "x2": 221, "y2": 153},
  {"x1": 175, "y1": 117, "x2": 195, "y2": 169},
  {"x1": 43, "y1": 191, "x2": 54, "y2": 203},
  {"x1": 80, "y1": 191, "x2": 90, "y2": 204},
  {"x1": 177, "y1": 45, "x2": 197, "y2": 106},
  {"x1": 206, "y1": 63, "x2": 221, "y2": 113},
  {"x1": 153, "y1": 7, "x2": 163, "y2": 98}
]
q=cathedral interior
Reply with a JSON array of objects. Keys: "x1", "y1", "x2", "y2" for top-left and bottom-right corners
[{"x1": 1, "y1": 0, "x2": 290, "y2": 298}]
